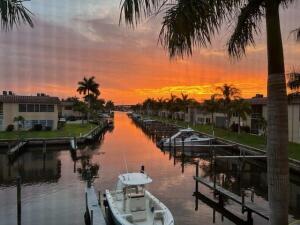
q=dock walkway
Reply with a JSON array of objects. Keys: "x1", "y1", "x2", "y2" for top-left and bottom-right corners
[
  {"x1": 85, "y1": 186, "x2": 107, "y2": 225},
  {"x1": 194, "y1": 176, "x2": 270, "y2": 220}
]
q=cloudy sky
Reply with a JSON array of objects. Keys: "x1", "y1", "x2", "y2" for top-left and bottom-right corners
[{"x1": 0, "y1": 0, "x2": 299, "y2": 104}]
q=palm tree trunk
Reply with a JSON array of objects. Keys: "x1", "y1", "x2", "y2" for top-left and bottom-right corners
[
  {"x1": 87, "y1": 90, "x2": 90, "y2": 123},
  {"x1": 238, "y1": 115, "x2": 241, "y2": 134},
  {"x1": 266, "y1": 2, "x2": 289, "y2": 225}
]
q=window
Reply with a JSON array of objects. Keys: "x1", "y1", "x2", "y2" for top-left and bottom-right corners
[
  {"x1": 47, "y1": 120, "x2": 53, "y2": 128},
  {"x1": 64, "y1": 106, "x2": 72, "y2": 110},
  {"x1": 32, "y1": 120, "x2": 38, "y2": 126},
  {"x1": 40, "y1": 104, "x2": 47, "y2": 112},
  {"x1": 40, "y1": 120, "x2": 47, "y2": 127},
  {"x1": 34, "y1": 104, "x2": 40, "y2": 112},
  {"x1": 47, "y1": 105, "x2": 54, "y2": 112},
  {"x1": 19, "y1": 104, "x2": 26, "y2": 112},
  {"x1": 27, "y1": 104, "x2": 34, "y2": 112}
]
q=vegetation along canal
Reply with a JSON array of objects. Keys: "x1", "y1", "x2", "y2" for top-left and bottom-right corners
[{"x1": 0, "y1": 112, "x2": 299, "y2": 225}]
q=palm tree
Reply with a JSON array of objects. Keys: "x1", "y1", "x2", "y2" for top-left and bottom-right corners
[
  {"x1": 120, "y1": 1, "x2": 293, "y2": 223},
  {"x1": 73, "y1": 101, "x2": 88, "y2": 125},
  {"x1": 231, "y1": 99, "x2": 252, "y2": 134},
  {"x1": 0, "y1": 0, "x2": 34, "y2": 31},
  {"x1": 14, "y1": 116, "x2": 25, "y2": 131},
  {"x1": 77, "y1": 76, "x2": 100, "y2": 121},
  {"x1": 287, "y1": 71, "x2": 300, "y2": 93},
  {"x1": 216, "y1": 84, "x2": 241, "y2": 129},
  {"x1": 105, "y1": 100, "x2": 115, "y2": 112},
  {"x1": 202, "y1": 94, "x2": 219, "y2": 130}
]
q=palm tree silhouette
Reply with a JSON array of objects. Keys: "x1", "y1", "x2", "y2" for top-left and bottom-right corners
[
  {"x1": 120, "y1": 1, "x2": 294, "y2": 223},
  {"x1": 77, "y1": 76, "x2": 100, "y2": 122},
  {"x1": 231, "y1": 99, "x2": 252, "y2": 134},
  {"x1": 0, "y1": 0, "x2": 34, "y2": 31}
]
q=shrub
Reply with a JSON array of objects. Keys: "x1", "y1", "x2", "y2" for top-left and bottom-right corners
[
  {"x1": 241, "y1": 126, "x2": 251, "y2": 133},
  {"x1": 45, "y1": 126, "x2": 52, "y2": 131},
  {"x1": 6, "y1": 124, "x2": 14, "y2": 132},
  {"x1": 230, "y1": 123, "x2": 238, "y2": 132},
  {"x1": 32, "y1": 124, "x2": 43, "y2": 131}
]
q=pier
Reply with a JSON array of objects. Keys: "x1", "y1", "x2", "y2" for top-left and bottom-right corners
[
  {"x1": 194, "y1": 161, "x2": 270, "y2": 225},
  {"x1": 85, "y1": 186, "x2": 107, "y2": 225},
  {"x1": 7, "y1": 141, "x2": 27, "y2": 162}
]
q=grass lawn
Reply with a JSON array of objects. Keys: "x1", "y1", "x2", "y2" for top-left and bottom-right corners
[
  {"x1": 149, "y1": 115, "x2": 300, "y2": 161},
  {"x1": 0, "y1": 123, "x2": 97, "y2": 140}
]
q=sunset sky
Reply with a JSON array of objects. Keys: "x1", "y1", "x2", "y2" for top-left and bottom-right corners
[{"x1": 0, "y1": 0, "x2": 299, "y2": 104}]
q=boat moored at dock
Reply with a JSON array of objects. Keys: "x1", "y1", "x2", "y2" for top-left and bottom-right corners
[
  {"x1": 158, "y1": 128, "x2": 214, "y2": 147},
  {"x1": 105, "y1": 171, "x2": 174, "y2": 225}
]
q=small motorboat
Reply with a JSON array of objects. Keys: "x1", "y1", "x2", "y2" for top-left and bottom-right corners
[
  {"x1": 159, "y1": 128, "x2": 214, "y2": 147},
  {"x1": 105, "y1": 171, "x2": 174, "y2": 225}
]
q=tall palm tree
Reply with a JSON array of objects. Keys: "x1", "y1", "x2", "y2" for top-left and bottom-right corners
[
  {"x1": 77, "y1": 76, "x2": 100, "y2": 121},
  {"x1": 287, "y1": 71, "x2": 300, "y2": 93},
  {"x1": 231, "y1": 99, "x2": 252, "y2": 134},
  {"x1": 0, "y1": 0, "x2": 34, "y2": 31},
  {"x1": 120, "y1": 1, "x2": 293, "y2": 223},
  {"x1": 217, "y1": 84, "x2": 241, "y2": 129},
  {"x1": 202, "y1": 94, "x2": 219, "y2": 130}
]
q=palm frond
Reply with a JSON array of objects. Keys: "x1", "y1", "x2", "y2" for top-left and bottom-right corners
[
  {"x1": 158, "y1": 0, "x2": 244, "y2": 58},
  {"x1": 228, "y1": 0, "x2": 264, "y2": 58},
  {"x1": 0, "y1": 0, "x2": 34, "y2": 31},
  {"x1": 119, "y1": 0, "x2": 164, "y2": 26}
]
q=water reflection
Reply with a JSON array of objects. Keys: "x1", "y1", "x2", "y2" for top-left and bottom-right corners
[
  {"x1": 0, "y1": 151, "x2": 61, "y2": 186},
  {"x1": 0, "y1": 112, "x2": 299, "y2": 225}
]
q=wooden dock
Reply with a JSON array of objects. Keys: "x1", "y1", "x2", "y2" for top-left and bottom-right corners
[
  {"x1": 85, "y1": 186, "x2": 107, "y2": 225},
  {"x1": 7, "y1": 141, "x2": 27, "y2": 161},
  {"x1": 194, "y1": 176, "x2": 270, "y2": 222}
]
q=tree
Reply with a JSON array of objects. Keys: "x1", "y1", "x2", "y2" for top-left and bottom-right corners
[
  {"x1": 287, "y1": 71, "x2": 300, "y2": 94},
  {"x1": 73, "y1": 101, "x2": 88, "y2": 125},
  {"x1": 77, "y1": 76, "x2": 100, "y2": 121},
  {"x1": 202, "y1": 94, "x2": 219, "y2": 130},
  {"x1": 216, "y1": 84, "x2": 241, "y2": 129},
  {"x1": 105, "y1": 100, "x2": 115, "y2": 111},
  {"x1": 0, "y1": 0, "x2": 34, "y2": 31},
  {"x1": 14, "y1": 116, "x2": 25, "y2": 131},
  {"x1": 231, "y1": 99, "x2": 252, "y2": 134},
  {"x1": 120, "y1": 1, "x2": 292, "y2": 223}
]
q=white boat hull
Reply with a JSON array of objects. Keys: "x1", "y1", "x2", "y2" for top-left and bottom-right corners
[{"x1": 106, "y1": 189, "x2": 174, "y2": 225}]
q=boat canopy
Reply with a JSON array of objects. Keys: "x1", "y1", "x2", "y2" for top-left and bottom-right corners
[
  {"x1": 179, "y1": 127, "x2": 194, "y2": 132},
  {"x1": 118, "y1": 173, "x2": 152, "y2": 186}
]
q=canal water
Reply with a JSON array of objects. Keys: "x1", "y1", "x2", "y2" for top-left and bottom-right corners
[{"x1": 0, "y1": 112, "x2": 299, "y2": 225}]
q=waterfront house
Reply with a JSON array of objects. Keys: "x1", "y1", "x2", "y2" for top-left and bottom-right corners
[
  {"x1": 0, "y1": 92, "x2": 60, "y2": 131},
  {"x1": 186, "y1": 94, "x2": 300, "y2": 144},
  {"x1": 59, "y1": 100, "x2": 82, "y2": 120}
]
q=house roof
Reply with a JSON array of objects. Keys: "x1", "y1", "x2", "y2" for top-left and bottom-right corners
[
  {"x1": 0, "y1": 95, "x2": 60, "y2": 104},
  {"x1": 248, "y1": 97, "x2": 268, "y2": 105}
]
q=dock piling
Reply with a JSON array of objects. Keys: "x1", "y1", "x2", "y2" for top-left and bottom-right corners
[
  {"x1": 90, "y1": 210, "x2": 93, "y2": 225},
  {"x1": 17, "y1": 176, "x2": 21, "y2": 225}
]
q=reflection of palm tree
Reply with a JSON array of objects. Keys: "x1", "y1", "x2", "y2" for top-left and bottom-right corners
[
  {"x1": 0, "y1": 0, "x2": 33, "y2": 31},
  {"x1": 120, "y1": 1, "x2": 292, "y2": 223}
]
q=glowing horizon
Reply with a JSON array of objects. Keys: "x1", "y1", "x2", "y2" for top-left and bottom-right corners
[{"x1": 0, "y1": 1, "x2": 299, "y2": 104}]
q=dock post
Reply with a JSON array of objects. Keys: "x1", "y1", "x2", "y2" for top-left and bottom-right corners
[
  {"x1": 241, "y1": 189, "x2": 245, "y2": 213},
  {"x1": 247, "y1": 211, "x2": 253, "y2": 225},
  {"x1": 90, "y1": 210, "x2": 93, "y2": 225},
  {"x1": 250, "y1": 188, "x2": 254, "y2": 202},
  {"x1": 98, "y1": 191, "x2": 101, "y2": 206},
  {"x1": 17, "y1": 176, "x2": 21, "y2": 225},
  {"x1": 195, "y1": 161, "x2": 199, "y2": 193}
]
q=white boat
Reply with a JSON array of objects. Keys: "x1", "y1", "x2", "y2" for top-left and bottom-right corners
[
  {"x1": 105, "y1": 172, "x2": 174, "y2": 225},
  {"x1": 159, "y1": 128, "x2": 214, "y2": 147}
]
